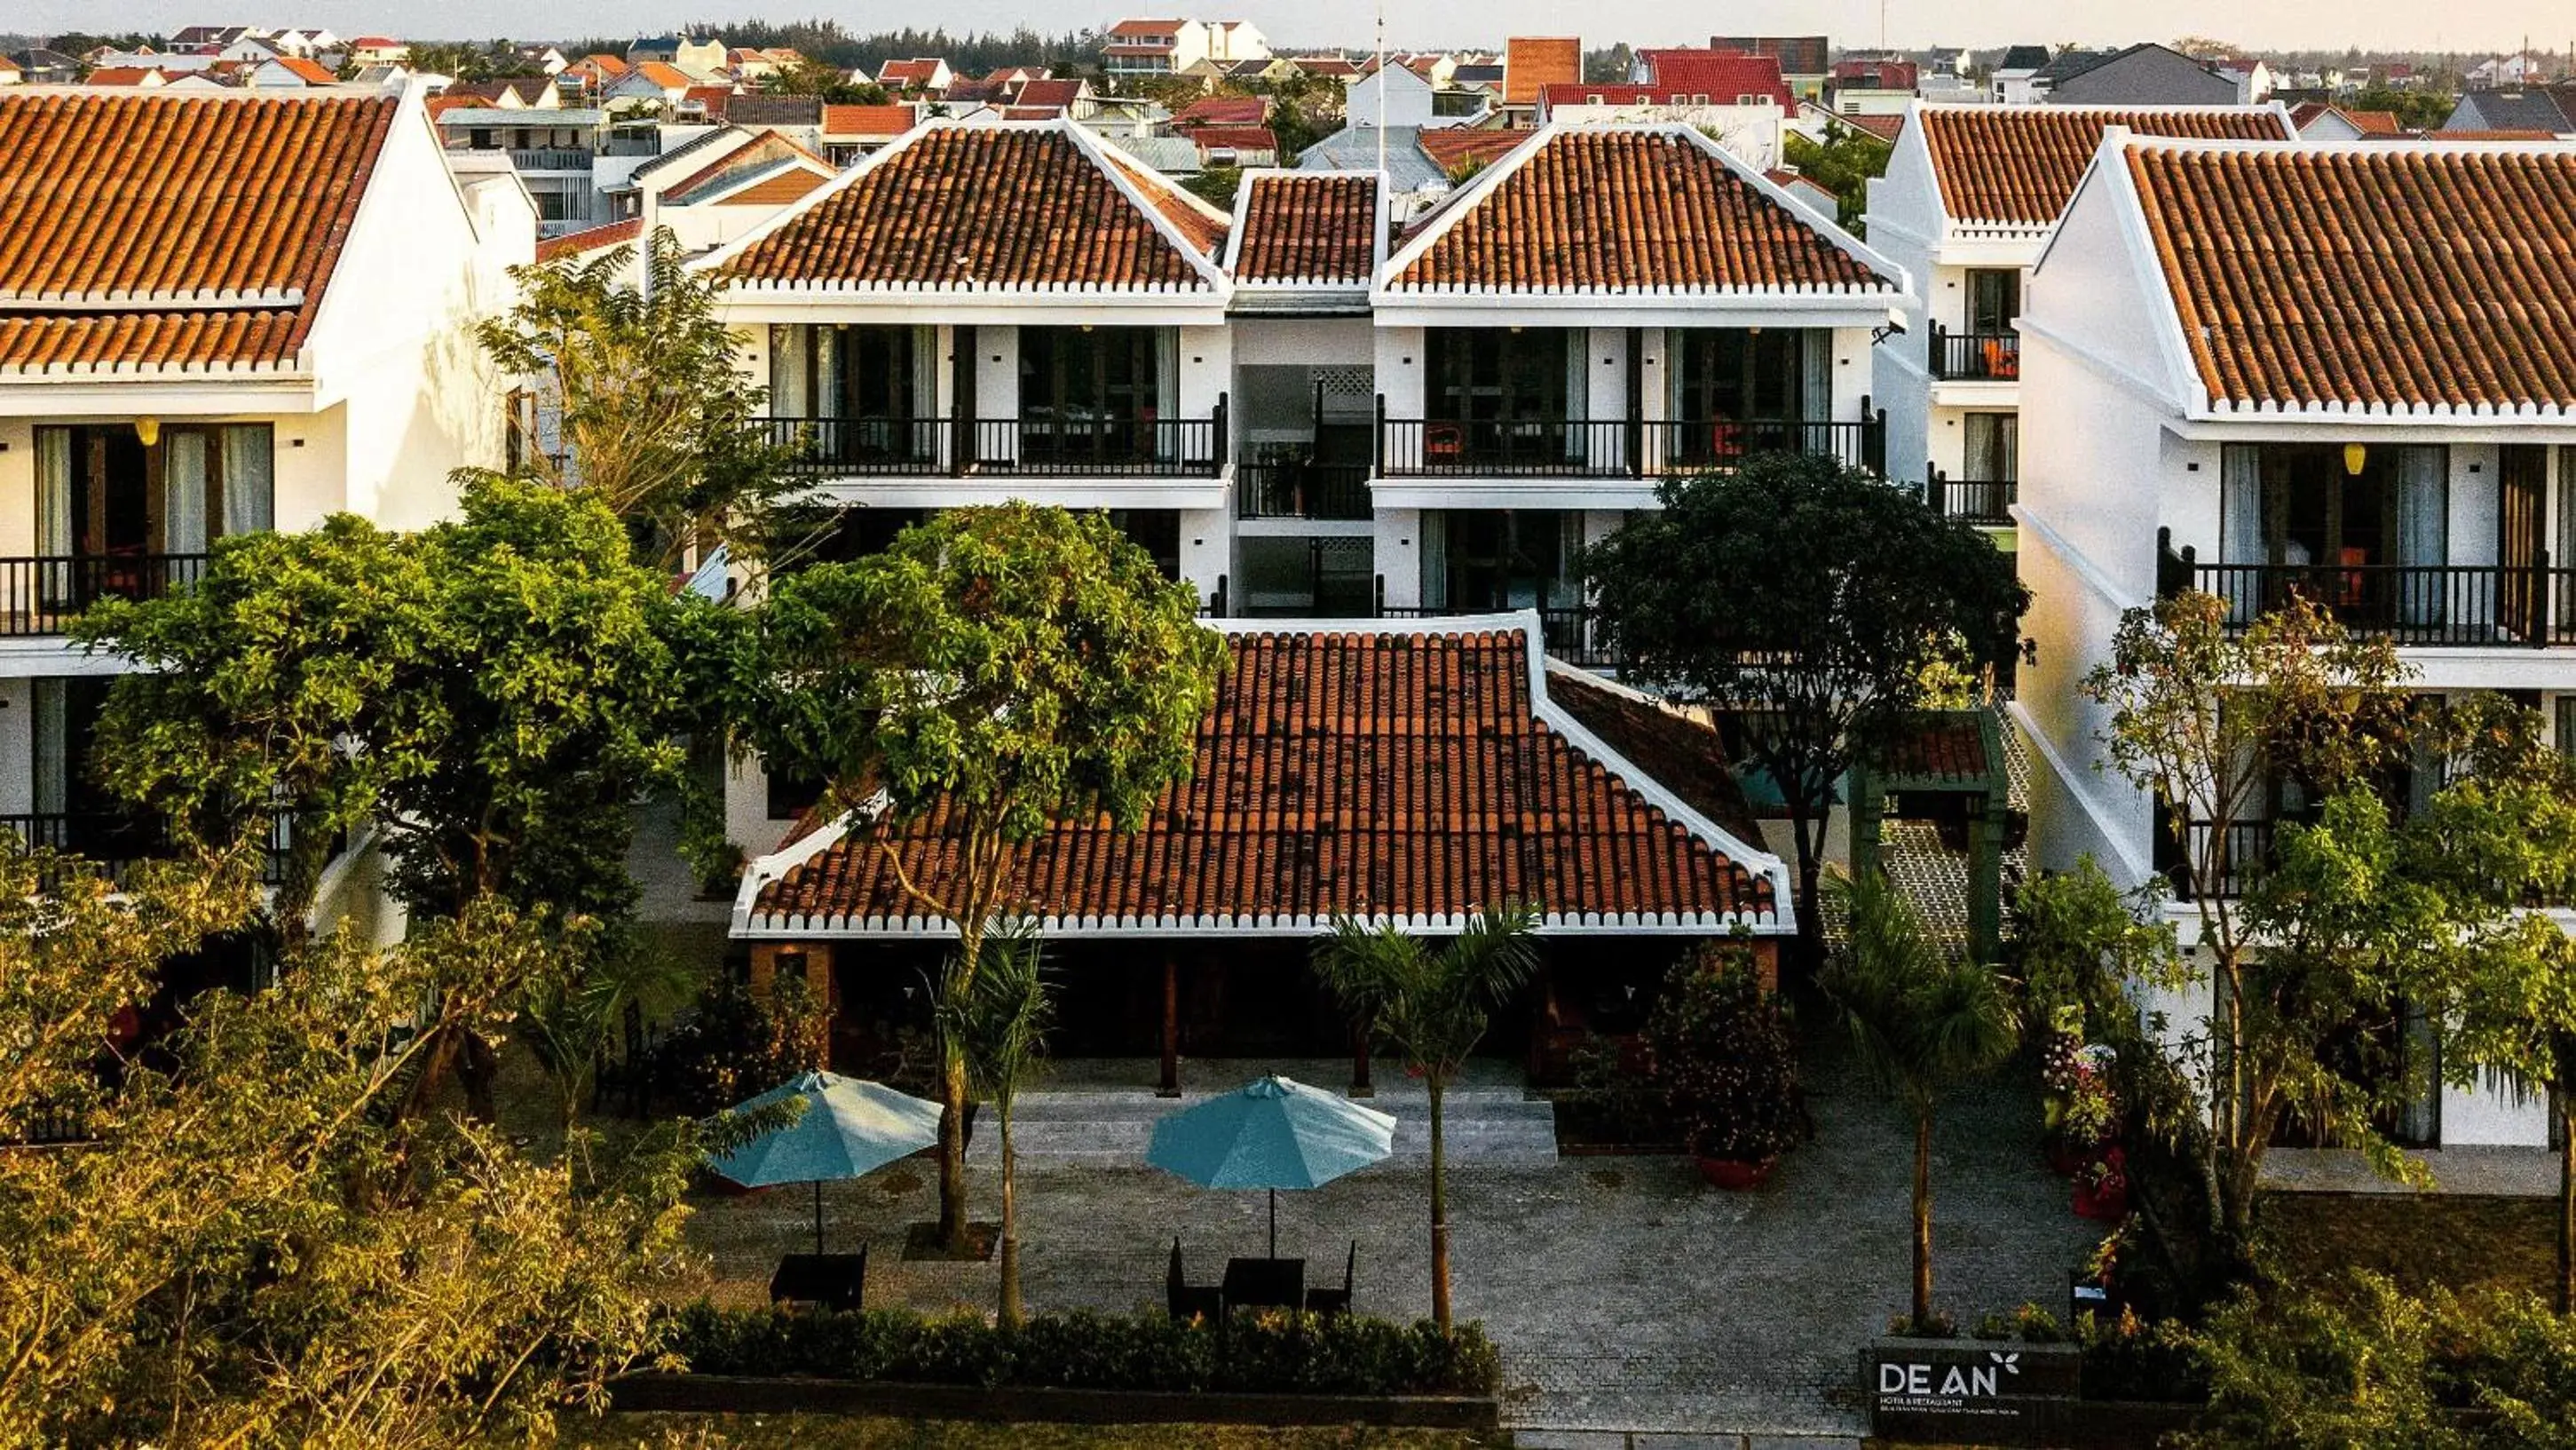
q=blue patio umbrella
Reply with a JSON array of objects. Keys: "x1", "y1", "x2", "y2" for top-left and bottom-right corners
[
  {"x1": 705, "y1": 1071, "x2": 944, "y2": 1255},
  {"x1": 1147, "y1": 1075, "x2": 1397, "y2": 1257}
]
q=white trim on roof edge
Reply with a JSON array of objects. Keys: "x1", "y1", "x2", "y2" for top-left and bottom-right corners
[{"x1": 731, "y1": 609, "x2": 1797, "y2": 939}]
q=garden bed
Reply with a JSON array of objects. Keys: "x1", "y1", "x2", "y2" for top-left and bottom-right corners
[{"x1": 609, "y1": 1375, "x2": 1500, "y2": 1430}]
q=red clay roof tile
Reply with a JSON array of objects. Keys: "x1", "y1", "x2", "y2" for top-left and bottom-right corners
[
  {"x1": 1232, "y1": 172, "x2": 1378, "y2": 284},
  {"x1": 1916, "y1": 105, "x2": 2294, "y2": 227},
  {"x1": 721, "y1": 123, "x2": 1226, "y2": 291},
  {"x1": 1390, "y1": 127, "x2": 1892, "y2": 295},
  {"x1": 2123, "y1": 140, "x2": 2576, "y2": 412},
  {"x1": 0, "y1": 92, "x2": 395, "y2": 370},
  {"x1": 751, "y1": 624, "x2": 1782, "y2": 933}
]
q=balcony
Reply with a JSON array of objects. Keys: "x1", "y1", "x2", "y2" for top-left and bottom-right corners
[
  {"x1": 2163, "y1": 546, "x2": 2576, "y2": 648},
  {"x1": 1928, "y1": 324, "x2": 2020, "y2": 382},
  {"x1": 0, "y1": 810, "x2": 293, "y2": 889},
  {"x1": 1375, "y1": 409, "x2": 1887, "y2": 480},
  {"x1": 2158, "y1": 814, "x2": 2573, "y2": 907},
  {"x1": 507, "y1": 147, "x2": 595, "y2": 171},
  {"x1": 1924, "y1": 467, "x2": 2016, "y2": 526},
  {"x1": 0, "y1": 554, "x2": 208, "y2": 637},
  {"x1": 1236, "y1": 463, "x2": 1371, "y2": 521},
  {"x1": 760, "y1": 408, "x2": 1228, "y2": 482}
]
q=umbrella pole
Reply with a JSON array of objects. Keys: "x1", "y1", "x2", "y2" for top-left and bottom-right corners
[
  {"x1": 1269, "y1": 1187, "x2": 1278, "y2": 1260},
  {"x1": 813, "y1": 1180, "x2": 825, "y2": 1256}
]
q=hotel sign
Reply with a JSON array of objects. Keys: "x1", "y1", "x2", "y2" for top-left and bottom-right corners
[{"x1": 1864, "y1": 1340, "x2": 2079, "y2": 1445}]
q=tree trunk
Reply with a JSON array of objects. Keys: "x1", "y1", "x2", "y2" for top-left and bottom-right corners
[
  {"x1": 1790, "y1": 805, "x2": 1826, "y2": 969},
  {"x1": 1000, "y1": 1101, "x2": 1022, "y2": 1327},
  {"x1": 460, "y1": 1029, "x2": 501, "y2": 1124},
  {"x1": 1428, "y1": 1074, "x2": 1452, "y2": 1335},
  {"x1": 1913, "y1": 1107, "x2": 1934, "y2": 1330},
  {"x1": 936, "y1": 1042, "x2": 970, "y2": 1250},
  {"x1": 2560, "y1": 1096, "x2": 2573, "y2": 1317}
]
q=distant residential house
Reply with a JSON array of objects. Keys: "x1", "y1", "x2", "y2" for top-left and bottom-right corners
[
  {"x1": 1209, "y1": 20, "x2": 1269, "y2": 63},
  {"x1": 1827, "y1": 57, "x2": 1916, "y2": 115},
  {"x1": 12, "y1": 49, "x2": 79, "y2": 84},
  {"x1": 1346, "y1": 61, "x2": 1437, "y2": 131},
  {"x1": 435, "y1": 104, "x2": 616, "y2": 232},
  {"x1": 2039, "y1": 44, "x2": 2239, "y2": 107},
  {"x1": 347, "y1": 37, "x2": 410, "y2": 66},
  {"x1": 2442, "y1": 87, "x2": 2576, "y2": 136},
  {"x1": 819, "y1": 102, "x2": 917, "y2": 163},
  {"x1": 84, "y1": 67, "x2": 170, "y2": 89},
  {"x1": 1988, "y1": 44, "x2": 2052, "y2": 103},
  {"x1": 875, "y1": 58, "x2": 954, "y2": 95},
  {"x1": 1172, "y1": 93, "x2": 1268, "y2": 130},
  {"x1": 444, "y1": 76, "x2": 561, "y2": 109},
  {"x1": 681, "y1": 86, "x2": 738, "y2": 123},
  {"x1": 168, "y1": 25, "x2": 256, "y2": 52},
  {"x1": 248, "y1": 56, "x2": 342, "y2": 89},
  {"x1": 1189, "y1": 124, "x2": 1276, "y2": 166},
  {"x1": 2207, "y1": 57, "x2": 2274, "y2": 103},
  {"x1": 2289, "y1": 102, "x2": 2405, "y2": 139},
  {"x1": 1102, "y1": 18, "x2": 1268, "y2": 78},
  {"x1": 606, "y1": 62, "x2": 706, "y2": 107},
  {"x1": 1005, "y1": 78, "x2": 1095, "y2": 119},
  {"x1": 725, "y1": 47, "x2": 795, "y2": 83},
  {"x1": 1537, "y1": 77, "x2": 1790, "y2": 169},
  {"x1": 725, "y1": 94, "x2": 824, "y2": 130},
  {"x1": 628, "y1": 35, "x2": 728, "y2": 75},
  {"x1": 1632, "y1": 49, "x2": 1798, "y2": 108},
  {"x1": 1299, "y1": 54, "x2": 1362, "y2": 84},
  {"x1": 0, "y1": 57, "x2": 20, "y2": 86},
  {"x1": 1707, "y1": 36, "x2": 1830, "y2": 102},
  {"x1": 267, "y1": 28, "x2": 342, "y2": 59}
]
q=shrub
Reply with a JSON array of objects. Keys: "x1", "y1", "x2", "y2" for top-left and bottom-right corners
[
  {"x1": 1646, "y1": 943, "x2": 1801, "y2": 1163},
  {"x1": 2075, "y1": 1306, "x2": 2205, "y2": 1405},
  {"x1": 655, "y1": 975, "x2": 831, "y2": 1115},
  {"x1": 657, "y1": 1303, "x2": 1502, "y2": 1398}
]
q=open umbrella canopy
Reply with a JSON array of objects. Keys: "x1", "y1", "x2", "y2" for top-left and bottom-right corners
[
  {"x1": 1148, "y1": 1075, "x2": 1396, "y2": 1191},
  {"x1": 704, "y1": 1071, "x2": 943, "y2": 1190}
]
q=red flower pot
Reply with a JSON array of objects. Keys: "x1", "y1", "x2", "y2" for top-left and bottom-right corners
[
  {"x1": 1695, "y1": 1155, "x2": 1779, "y2": 1190},
  {"x1": 2074, "y1": 1147, "x2": 2130, "y2": 1220}
]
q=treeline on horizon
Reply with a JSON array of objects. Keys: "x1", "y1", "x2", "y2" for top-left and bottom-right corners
[{"x1": 675, "y1": 20, "x2": 1104, "y2": 74}]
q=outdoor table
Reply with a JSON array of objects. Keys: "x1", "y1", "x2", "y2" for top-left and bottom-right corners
[
  {"x1": 1222, "y1": 1256, "x2": 1305, "y2": 1311},
  {"x1": 770, "y1": 1250, "x2": 867, "y2": 1311}
]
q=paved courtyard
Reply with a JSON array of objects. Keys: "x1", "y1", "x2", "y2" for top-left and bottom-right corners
[{"x1": 681, "y1": 1033, "x2": 2095, "y2": 1438}]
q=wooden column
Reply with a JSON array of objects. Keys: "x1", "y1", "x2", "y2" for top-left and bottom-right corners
[
  {"x1": 1349, "y1": 1024, "x2": 1374, "y2": 1098},
  {"x1": 1158, "y1": 955, "x2": 1181, "y2": 1097}
]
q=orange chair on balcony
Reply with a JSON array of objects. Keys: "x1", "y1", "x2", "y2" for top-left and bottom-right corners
[
  {"x1": 1425, "y1": 423, "x2": 1464, "y2": 466},
  {"x1": 1984, "y1": 337, "x2": 2019, "y2": 380}
]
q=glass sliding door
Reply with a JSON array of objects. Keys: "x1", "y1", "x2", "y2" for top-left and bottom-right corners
[
  {"x1": 1018, "y1": 326, "x2": 1166, "y2": 469},
  {"x1": 1422, "y1": 510, "x2": 1582, "y2": 611},
  {"x1": 30, "y1": 424, "x2": 270, "y2": 617},
  {"x1": 1423, "y1": 328, "x2": 1577, "y2": 471},
  {"x1": 2218, "y1": 442, "x2": 2447, "y2": 633},
  {"x1": 767, "y1": 323, "x2": 938, "y2": 470},
  {"x1": 1669, "y1": 328, "x2": 1819, "y2": 465}
]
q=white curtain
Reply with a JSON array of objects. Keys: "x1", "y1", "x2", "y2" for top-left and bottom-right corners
[
  {"x1": 1155, "y1": 328, "x2": 1181, "y2": 461},
  {"x1": 163, "y1": 431, "x2": 209, "y2": 555},
  {"x1": 1801, "y1": 329, "x2": 1830, "y2": 424},
  {"x1": 770, "y1": 324, "x2": 810, "y2": 416},
  {"x1": 220, "y1": 425, "x2": 273, "y2": 537},
  {"x1": 814, "y1": 326, "x2": 843, "y2": 420},
  {"x1": 1545, "y1": 511, "x2": 1582, "y2": 609},
  {"x1": 2394, "y1": 445, "x2": 2446, "y2": 627},
  {"x1": 2220, "y1": 445, "x2": 2264, "y2": 624},
  {"x1": 35, "y1": 429, "x2": 72, "y2": 557}
]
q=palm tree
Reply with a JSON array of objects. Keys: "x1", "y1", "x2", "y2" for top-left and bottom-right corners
[
  {"x1": 1314, "y1": 904, "x2": 1539, "y2": 1335},
  {"x1": 1822, "y1": 870, "x2": 2019, "y2": 1331},
  {"x1": 952, "y1": 922, "x2": 1053, "y2": 1327}
]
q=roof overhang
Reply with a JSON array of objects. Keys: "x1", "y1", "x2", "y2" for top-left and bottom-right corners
[
  {"x1": 1368, "y1": 293, "x2": 1908, "y2": 330},
  {"x1": 0, "y1": 375, "x2": 318, "y2": 412}
]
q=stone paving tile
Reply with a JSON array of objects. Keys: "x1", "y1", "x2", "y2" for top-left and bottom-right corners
[{"x1": 684, "y1": 1034, "x2": 2093, "y2": 1437}]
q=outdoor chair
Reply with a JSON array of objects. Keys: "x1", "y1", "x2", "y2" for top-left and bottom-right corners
[
  {"x1": 769, "y1": 1246, "x2": 866, "y2": 1312},
  {"x1": 1167, "y1": 1238, "x2": 1224, "y2": 1322},
  {"x1": 1303, "y1": 1240, "x2": 1355, "y2": 1317}
]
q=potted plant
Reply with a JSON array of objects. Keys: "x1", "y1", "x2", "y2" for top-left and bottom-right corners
[
  {"x1": 1646, "y1": 944, "x2": 1802, "y2": 1189},
  {"x1": 2049, "y1": 1050, "x2": 2121, "y2": 1177},
  {"x1": 2074, "y1": 1145, "x2": 2130, "y2": 1221}
]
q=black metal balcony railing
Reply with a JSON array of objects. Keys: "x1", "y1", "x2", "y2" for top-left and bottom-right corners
[
  {"x1": 1376, "y1": 408, "x2": 1886, "y2": 479},
  {"x1": 2183, "y1": 558, "x2": 2576, "y2": 647},
  {"x1": 1924, "y1": 467, "x2": 2016, "y2": 525},
  {"x1": 760, "y1": 404, "x2": 1228, "y2": 480},
  {"x1": 0, "y1": 554, "x2": 209, "y2": 637},
  {"x1": 2156, "y1": 818, "x2": 2275, "y2": 900},
  {"x1": 1930, "y1": 324, "x2": 2020, "y2": 382},
  {"x1": 0, "y1": 811, "x2": 295, "y2": 889},
  {"x1": 1236, "y1": 463, "x2": 1373, "y2": 520},
  {"x1": 762, "y1": 416, "x2": 952, "y2": 477},
  {"x1": 1376, "y1": 604, "x2": 1623, "y2": 670}
]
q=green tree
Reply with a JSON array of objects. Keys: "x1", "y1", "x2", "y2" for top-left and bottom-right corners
[
  {"x1": 470, "y1": 227, "x2": 800, "y2": 571},
  {"x1": 952, "y1": 923, "x2": 1054, "y2": 1326},
  {"x1": 79, "y1": 480, "x2": 718, "y2": 1117},
  {"x1": 2082, "y1": 591, "x2": 2414, "y2": 1252},
  {"x1": 1582, "y1": 454, "x2": 2029, "y2": 958},
  {"x1": 1181, "y1": 165, "x2": 1243, "y2": 210},
  {"x1": 1823, "y1": 870, "x2": 2019, "y2": 1330},
  {"x1": 0, "y1": 848, "x2": 703, "y2": 1447},
  {"x1": 741, "y1": 504, "x2": 1225, "y2": 1252},
  {"x1": 763, "y1": 57, "x2": 890, "y2": 103},
  {"x1": 1314, "y1": 905, "x2": 1540, "y2": 1335},
  {"x1": 1782, "y1": 121, "x2": 1892, "y2": 234}
]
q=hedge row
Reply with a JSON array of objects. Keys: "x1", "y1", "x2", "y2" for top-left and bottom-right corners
[{"x1": 660, "y1": 1303, "x2": 1504, "y2": 1398}]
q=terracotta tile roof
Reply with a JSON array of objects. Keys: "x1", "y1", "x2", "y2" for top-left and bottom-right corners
[
  {"x1": 877, "y1": 59, "x2": 947, "y2": 87},
  {"x1": 1015, "y1": 78, "x2": 1086, "y2": 109},
  {"x1": 1916, "y1": 105, "x2": 2294, "y2": 228},
  {"x1": 632, "y1": 61, "x2": 694, "y2": 91},
  {"x1": 1387, "y1": 127, "x2": 1893, "y2": 296},
  {"x1": 1544, "y1": 669, "x2": 1765, "y2": 845},
  {"x1": 2436, "y1": 129, "x2": 2560, "y2": 141},
  {"x1": 683, "y1": 85, "x2": 733, "y2": 116},
  {"x1": 533, "y1": 217, "x2": 643, "y2": 263},
  {"x1": 719, "y1": 123, "x2": 1227, "y2": 292},
  {"x1": 85, "y1": 67, "x2": 166, "y2": 87},
  {"x1": 1503, "y1": 36, "x2": 1579, "y2": 105},
  {"x1": 1837, "y1": 113, "x2": 1902, "y2": 143},
  {"x1": 272, "y1": 56, "x2": 337, "y2": 85},
  {"x1": 821, "y1": 103, "x2": 913, "y2": 139},
  {"x1": 0, "y1": 92, "x2": 395, "y2": 372},
  {"x1": 1416, "y1": 128, "x2": 1528, "y2": 173},
  {"x1": 1877, "y1": 712, "x2": 1994, "y2": 787},
  {"x1": 747, "y1": 623, "x2": 1785, "y2": 935},
  {"x1": 1190, "y1": 125, "x2": 1277, "y2": 153},
  {"x1": 1109, "y1": 19, "x2": 1189, "y2": 37},
  {"x1": 1174, "y1": 95, "x2": 1268, "y2": 128},
  {"x1": 1231, "y1": 172, "x2": 1379, "y2": 285},
  {"x1": 2123, "y1": 140, "x2": 2576, "y2": 414},
  {"x1": 1632, "y1": 50, "x2": 1796, "y2": 108},
  {"x1": 663, "y1": 130, "x2": 833, "y2": 206}
]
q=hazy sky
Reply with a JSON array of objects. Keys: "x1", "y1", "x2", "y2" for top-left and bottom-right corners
[{"x1": 13, "y1": 0, "x2": 2574, "y2": 55}]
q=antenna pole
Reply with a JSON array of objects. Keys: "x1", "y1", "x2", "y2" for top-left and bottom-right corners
[{"x1": 1375, "y1": 0, "x2": 1387, "y2": 178}]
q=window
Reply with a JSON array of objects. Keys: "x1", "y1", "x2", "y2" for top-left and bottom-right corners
[
  {"x1": 2217, "y1": 442, "x2": 2448, "y2": 627},
  {"x1": 1425, "y1": 328, "x2": 1570, "y2": 423},
  {"x1": 1965, "y1": 268, "x2": 2020, "y2": 334},
  {"x1": 35, "y1": 423, "x2": 273, "y2": 565},
  {"x1": 1963, "y1": 413, "x2": 2018, "y2": 482},
  {"x1": 1423, "y1": 509, "x2": 1582, "y2": 611},
  {"x1": 1673, "y1": 329, "x2": 1808, "y2": 424}
]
